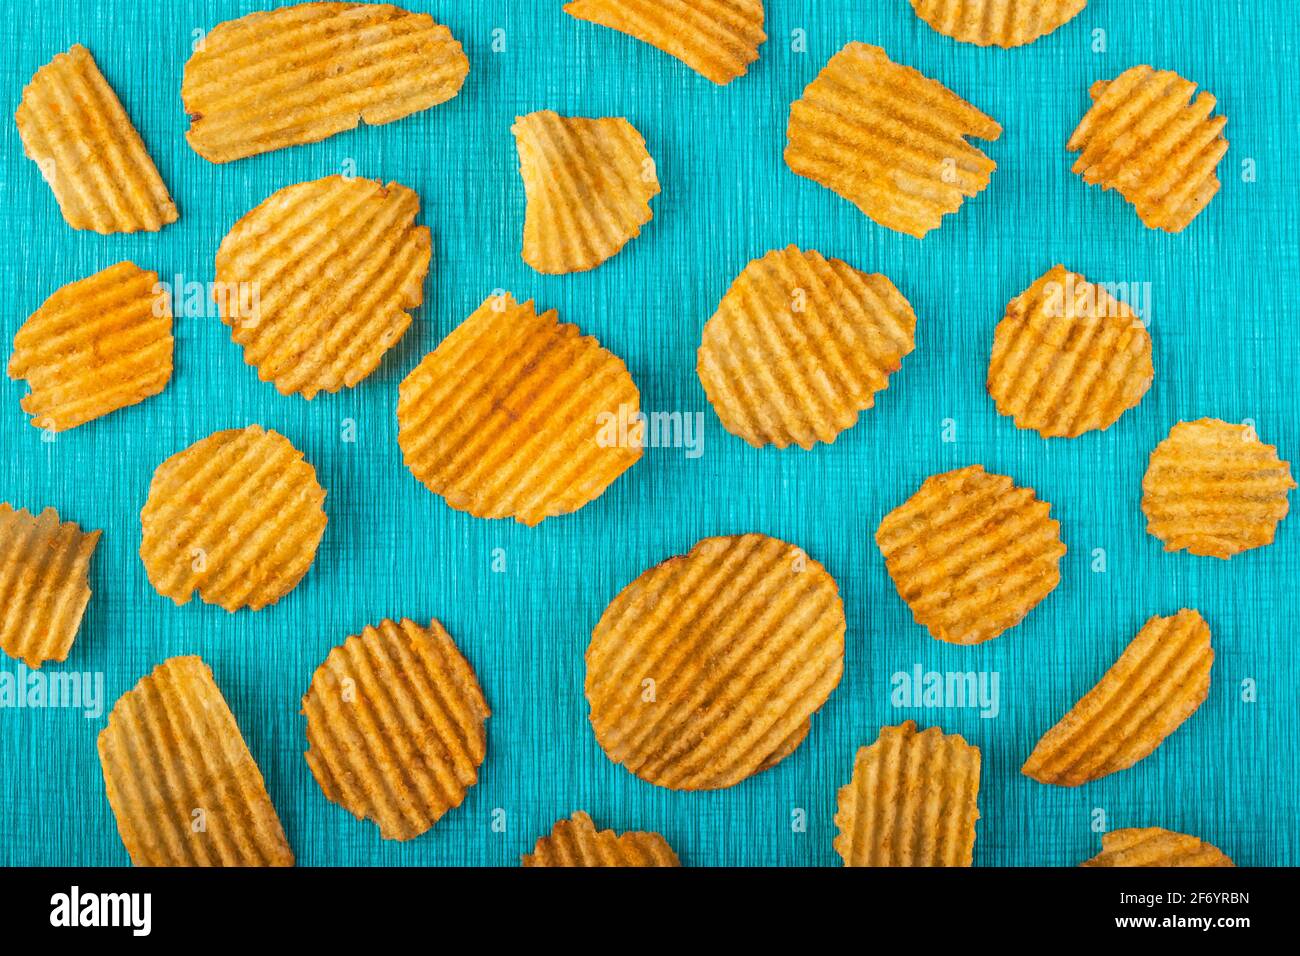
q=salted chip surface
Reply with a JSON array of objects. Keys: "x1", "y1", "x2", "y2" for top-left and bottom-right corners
[
  {"x1": 16, "y1": 44, "x2": 177, "y2": 233},
  {"x1": 1023, "y1": 610, "x2": 1212, "y2": 787},
  {"x1": 876, "y1": 465, "x2": 1065, "y2": 645},
  {"x1": 564, "y1": 0, "x2": 766, "y2": 85},
  {"x1": 586, "y1": 533, "x2": 845, "y2": 790},
  {"x1": 1142, "y1": 419, "x2": 1295, "y2": 558},
  {"x1": 987, "y1": 264, "x2": 1152, "y2": 438},
  {"x1": 785, "y1": 43, "x2": 1001, "y2": 238},
  {"x1": 512, "y1": 111, "x2": 660, "y2": 274},
  {"x1": 1081, "y1": 827, "x2": 1234, "y2": 867},
  {"x1": 214, "y1": 175, "x2": 430, "y2": 399},
  {"x1": 1068, "y1": 66, "x2": 1228, "y2": 232},
  {"x1": 98, "y1": 655, "x2": 293, "y2": 866},
  {"x1": 183, "y1": 2, "x2": 469, "y2": 163},
  {"x1": 397, "y1": 293, "x2": 642, "y2": 526},
  {"x1": 697, "y1": 246, "x2": 917, "y2": 449},
  {"x1": 140, "y1": 425, "x2": 327, "y2": 612},
  {"x1": 909, "y1": 0, "x2": 1086, "y2": 47},
  {"x1": 833, "y1": 721, "x2": 981, "y2": 867},
  {"x1": 522, "y1": 811, "x2": 681, "y2": 867},
  {"x1": 302, "y1": 618, "x2": 488, "y2": 841},
  {"x1": 0, "y1": 505, "x2": 100, "y2": 668}
]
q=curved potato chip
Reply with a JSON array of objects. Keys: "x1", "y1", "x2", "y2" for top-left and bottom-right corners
[
  {"x1": 1081, "y1": 827, "x2": 1233, "y2": 867},
  {"x1": 522, "y1": 811, "x2": 680, "y2": 867},
  {"x1": 697, "y1": 246, "x2": 917, "y2": 449},
  {"x1": 909, "y1": 0, "x2": 1087, "y2": 47}
]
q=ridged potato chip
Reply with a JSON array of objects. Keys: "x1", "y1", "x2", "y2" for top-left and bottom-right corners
[
  {"x1": 140, "y1": 425, "x2": 327, "y2": 612},
  {"x1": 522, "y1": 811, "x2": 681, "y2": 867},
  {"x1": 1142, "y1": 419, "x2": 1295, "y2": 558},
  {"x1": 1081, "y1": 827, "x2": 1234, "y2": 867},
  {"x1": 833, "y1": 721, "x2": 981, "y2": 867},
  {"x1": 183, "y1": 2, "x2": 469, "y2": 163},
  {"x1": 987, "y1": 265, "x2": 1152, "y2": 438},
  {"x1": 214, "y1": 175, "x2": 430, "y2": 399},
  {"x1": 786, "y1": 43, "x2": 1001, "y2": 238},
  {"x1": 697, "y1": 246, "x2": 917, "y2": 449},
  {"x1": 0, "y1": 504, "x2": 100, "y2": 667},
  {"x1": 397, "y1": 293, "x2": 642, "y2": 526},
  {"x1": 877, "y1": 465, "x2": 1065, "y2": 645},
  {"x1": 1023, "y1": 610, "x2": 1212, "y2": 786},
  {"x1": 98, "y1": 655, "x2": 293, "y2": 866},
  {"x1": 1068, "y1": 66, "x2": 1228, "y2": 232},
  {"x1": 512, "y1": 111, "x2": 660, "y2": 274},
  {"x1": 586, "y1": 533, "x2": 845, "y2": 790},
  {"x1": 909, "y1": 0, "x2": 1087, "y2": 47}
]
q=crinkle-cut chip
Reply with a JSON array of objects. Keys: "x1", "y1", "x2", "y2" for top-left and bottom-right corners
[
  {"x1": 1022, "y1": 610, "x2": 1212, "y2": 787},
  {"x1": 1081, "y1": 827, "x2": 1234, "y2": 867},
  {"x1": 697, "y1": 246, "x2": 917, "y2": 450},
  {"x1": 908, "y1": 0, "x2": 1087, "y2": 48},
  {"x1": 140, "y1": 425, "x2": 327, "y2": 612},
  {"x1": 512, "y1": 111, "x2": 660, "y2": 274},
  {"x1": 182, "y1": 3, "x2": 469, "y2": 163},
  {"x1": 0, "y1": 504, "x2": 100, "y2": 668},
  {"x1": 8, "y1": 262, "x2": 173, "y2": 431},
  {"x1": 16, "y1": 44, "x2": 177, "y2": 233},
  {"x1": 1068, "y1": 66, "x2": 1228, "y2": 232},
  {"x1": 397, "y1": 294, "x2": 642, "y2": 526},
  {"x1": 586, "y1": 533, "x2": 845, "y2": 791},
  {"x1": 522, "y1": 811, "x2": 681, "y2": 867},
  {"x1": 563, "y1": 0, "x2": 766, "y2": 85},
  {"x1": 987, "y1": 264, "x2": 1153, "y2": 438},
  {"x1": 833, "y1": 721, "x2": 981, "y2": 867},
  {"x1": 876, "y1": 465, "x2": 1065, "y2": 645},
  {"x1": 785, "y1": 43, "x2": 1001, "y2": 238},
  {"x1": 214, "y1": 175, "x2": 430, "y2": 399},
  {"x1": 98, "y1": 656, "x2": 293, "y2": 866},
  {"x1": 1142, "y1": 419, "x2": 1295, "y2": 558}
]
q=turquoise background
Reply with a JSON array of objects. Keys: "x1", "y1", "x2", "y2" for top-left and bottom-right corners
[{"x1": 1, "y1": 0, "x2": 1297, "y2": 867}]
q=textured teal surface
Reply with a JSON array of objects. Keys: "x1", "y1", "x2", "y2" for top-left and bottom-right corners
[{"x1": 1, "y1": 0, "x2": 1297, "y2": 867}]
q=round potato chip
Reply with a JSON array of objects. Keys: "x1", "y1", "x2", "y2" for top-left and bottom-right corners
[
  {"x1": 522, "y1": 811, "x2": 680, "y2": 867},
  {"x1": 1081, "y1": 827, "x2": 1233, "y2": 867},
  {"x1": 909, "y1": 0, "x2": 1087, "y2": 48}
]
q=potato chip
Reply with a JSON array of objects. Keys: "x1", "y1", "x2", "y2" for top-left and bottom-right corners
[
  {"x1": 302, "y1": 618, "x2": 489, "y2": 841},
  {"x1": 522, "y1": 811, "x2": 681, "y2": 867},
  {"x1": 214, "y1": 175, "x2": 430, "y2": 399},
  {"x1": 908, "y1": 0, "x2": 1087, "y2": 48},
  {"x1": 183, "y1": 3, "x2": 469, "y2": 163},
  {"x1": 697, "y1": 246, "x2": 917, "y2": 449},
  {"x1": 1023, "y1": 610, "x2": 1212, "y2": 786},
  {"x1": 98, "y1": 655, "x2": 294, "y2": 866},
  {"x1": 586, "y1": 533, "x2": 845, "y2": 790},
  {"x1": 987, "y1": 264, "x2": 1152, "y2": 438},
  {"x1": 512, "y1": 110, "x2": 660, "y2": 274},
  {"x1": 0, "y1": 504, "x2": 100, "y2": 668},
  {"x1": 397, "y1": 293, "x2": 642, "y2": 526},
  {"x1": 785, "y1": 43, "x2": 1001, "y2": 238},
  {"x1": 1142, "y1": 419, "x2": 1295, "y2": 558},
  {"x1": 8, "y1": 262, "x2": 173, "y2": 431},
  {"x1": 140, "y1": 425, "x2": 327, "y2": 612},
  {"x1": 564, "y1": 0, "x2": 766, "y2": 85},
  {"x1": 1068, "y1": 66, "x2": 1228, "y2": 232},
  {"x1": 1081, "y1": 827, "x2": 1234, "y2": 867},
  {"x1": 833, "y1": 721, "x2": 981, "y2": 867},
  {"x1": 16, "y1": 44, "x2": 177, "y2": 233},
  {"x1": 876, "y1": 465, "x2": 1065, "y2": 645}
]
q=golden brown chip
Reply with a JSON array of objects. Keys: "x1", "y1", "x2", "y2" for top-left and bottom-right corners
[
  {"x1": 1142, "y1": 419, "x2": 1295, "y2": 558},
  {"x1": 987, "y1": 264, "x2": 1152, "y2": 438},
  {"x1": 1023, "y1": 610, "x2": 1212, "y2": 786},
  {"x1": 909, "y1": 0, "x2": 1087, "y2": 47},
  {"x1": 397, "y1": 293, "x2": 642, "y2": 526},
  {"x1": 182, "y1": 2, "x2": 469, "y2": 163},
  {"x1": 1068, "y1": 66, "x2": 1228, "y2": 232},
  {"x1": 98, "y1": 655, "x2": 294, "y2": 866},
  {"x1": 16, "y1": 44, "x2": 177, "y2": 233},
  {"x1": 522, "y1": 811, "x2": 681, "y2": 867},
  {"x1": 586, "y1": 533, "x2": 845, "y2": 790},
  {"x1": 833, "y1": 721, "x2": 981, "y2": 867},
  {"x1": 697, "y1": 246, "x2": 917, "y2": 449},
  {"x1": 214, "y1": 175, "x2": 430, "y2": 399},
  {"x1": 876, "y1": 465, "x2": 1065, "y2": 645},
  {"x1": 512, "y1": 110, "x2": 660, "y2": 274},
  {"x1": 1081, "y1": 827, "x2": 1234, "y2": 867},
  {"x1": 785, "y1": 43, "x2": 1001, "y2": 238},
  {"x1": 0, "y1": 504, "x2": 100, "y2": 668},
  {"x1": 564, "y1": 0, "x2": 766, "y2": 85},
  {"x1": 140, "y1": 425, "x2": 327, "y2": 612},
  {"x1": 303, "y1": 620, "x2": 488, "y2": 842}
]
